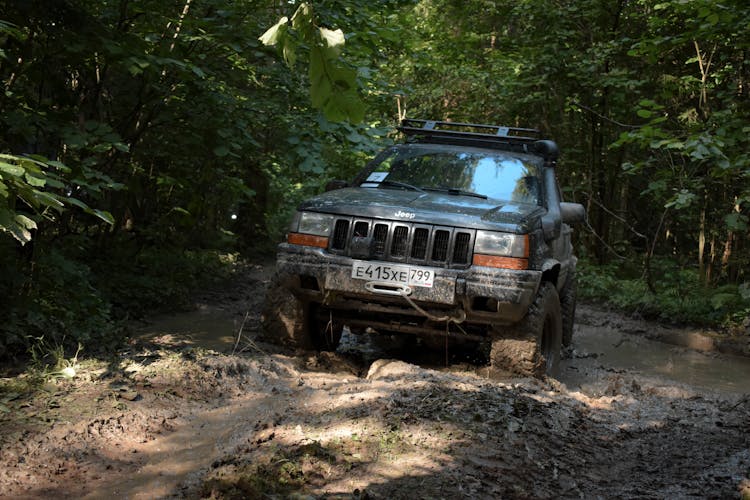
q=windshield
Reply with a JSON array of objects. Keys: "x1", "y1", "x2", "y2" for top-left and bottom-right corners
[{"x1": 358, "y1": 144, "x2": 542, "y2": 205}]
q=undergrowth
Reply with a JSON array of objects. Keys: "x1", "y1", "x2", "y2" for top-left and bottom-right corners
[
  {"x1": 0, "y1": 237, "x2": 238, "y2": 368},
  {"x1": 578, "y1": 257, "x2": 750, "y2": 329}
]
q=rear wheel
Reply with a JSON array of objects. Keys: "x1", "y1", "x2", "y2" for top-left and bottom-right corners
[
  {"x1": 560, "y1": 273, "x2": 578, "y2": 346},
  {"x1": 490, "y1": 282, "x2": 562, "y2": 378}
]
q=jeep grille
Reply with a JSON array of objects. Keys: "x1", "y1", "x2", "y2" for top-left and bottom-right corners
[{"x1": 329, "y1": 217, "x2": 475, "y2": 268}]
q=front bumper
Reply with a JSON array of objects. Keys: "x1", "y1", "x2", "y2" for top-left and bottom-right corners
[{"x1": 275, "y1": 243, "x2": 541, "y2": 336}]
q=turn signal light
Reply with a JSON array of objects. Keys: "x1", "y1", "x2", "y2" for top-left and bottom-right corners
[
  {"x1": 473, "y1": 254, "x2": 529, "y2": 270},
  {"x1": 287, "y1": 232, "x2": 329, "y2": 249}
]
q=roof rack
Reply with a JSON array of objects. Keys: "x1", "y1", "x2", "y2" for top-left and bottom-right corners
[
  {"x1": 398, "y1": 119, "x2": 540, "y2": 143},
  {"x1": 397, "y1": 119, "x2": 558, "y2": 162}
]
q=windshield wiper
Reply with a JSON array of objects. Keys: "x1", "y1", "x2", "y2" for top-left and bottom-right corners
[
  {"x1": 425, "y1": 187, "x2": 488, "y2": 199},
  {"x1": 379, "y1": 180, "x2": 426, "y2": 193}
]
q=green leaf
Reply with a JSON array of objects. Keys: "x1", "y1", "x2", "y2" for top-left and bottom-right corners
[
  {"x1": 0, "y1": 208, "x2": 31, "y2": 244},
  {"x1": 0, "y1": 20, "x2": 26, "y2": 41},
  {"x1": 282, "y1": 37, "x2": 297, "y2": 66},
  {"x1": 47, "y1": 160, "x2": 71, "y2": 172},
  {"x1": 710, "y1": 293, "x2": 737, "y2": 310},
  {"x1": 191, "y1": 65, "x2": 206, "y2": 78},
  {"x1": 14, "y1": 214, "x2": 37, "y2": 231},
  {"x1": 319, "y1": 27, "x2": 345, "y2": 58},
  {"x1": 637, "y1": 109, "x2": 652, "y2": 118},
  {"x1": 63, "y1": 197, "x2": 88, "y2": 211},
  {"x1": 90, "y1": 209, "x2": 115, "y2": 225},
  {"x1": 259, "y1": 16, "x2": 288, "y2": 46},
  {"x1": 290, "y1": 3, "x2": 313, "y2": 32},
  {"x1": 309, "y1": 45, "x2": 329, "y2": 108},
  {"x1": 325, "y1": 87, "x2": 365, "y2": 123},
  {"x1": 725, "y1": 213, "x2": 748, "y2": 231},
  {"x1": 24, "y1": 172, "x2": 46, "y2": 187},
  {"x1": 665, "y1": 189, "x2": 696, "y2": 209},
  {"x1": 0, "y1": 161, "x2": 24, "y2": 177},
  {"x1": 29, "y1": 191, "x2": 65, "y2": 211},
  {"x1": 168, "y1": 207, "x2": 191, "y2": 216},
  {"x1": 299, "y1": 155, "x2": 324, "y2": 173},
  {"x1": 66, "y1": 197, "x2": 115, "y2": 225}
]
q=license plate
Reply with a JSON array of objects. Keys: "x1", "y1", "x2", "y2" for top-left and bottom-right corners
[{"x1": 351, "y1": 260, "x2": 434, "y2": 288}]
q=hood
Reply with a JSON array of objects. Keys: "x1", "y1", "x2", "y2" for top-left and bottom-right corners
[{"x1": 298, "y1": 187, "x2": 545, "y2": 232}]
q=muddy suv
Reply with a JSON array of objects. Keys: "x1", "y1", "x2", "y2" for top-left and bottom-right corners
[{"x1": 262, "y1": 119, "x2": 585, "y2": 377}]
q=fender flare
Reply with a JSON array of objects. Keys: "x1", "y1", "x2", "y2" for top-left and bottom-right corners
[{"x1": 541, "y1": 259, "x2": 561, "y2": 288}]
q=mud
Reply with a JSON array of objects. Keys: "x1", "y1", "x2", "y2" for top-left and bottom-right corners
[{"x1": 1, "y1": 262, "x2": 749, "y2": 499}]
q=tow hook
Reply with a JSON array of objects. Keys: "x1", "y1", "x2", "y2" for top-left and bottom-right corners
[{"x1": 364, "y1": 281, "x2": 413, "y2": 296}]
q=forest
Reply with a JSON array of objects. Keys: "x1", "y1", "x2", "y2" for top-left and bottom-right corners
[{"x1": 1, "y1": 0, "x2": 749, "y2": 362}]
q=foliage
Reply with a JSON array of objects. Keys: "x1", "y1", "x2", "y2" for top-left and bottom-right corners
[
  {"x1": 0, "y1": 153, "x2": 115, "y2": 244},
  {"x1": 0, "y1": 239, "x2": 233, "y2": 360},
  {"x1": 0, "y1": 0, "x2": 391, "y2": 360},
  {"x1": 0, "y1": 244, "x2": 117, "y2": 360},
  {"x1": 259, "y1": 2, "x2": 365, "y2": 123},
  {"x1": 380, "y1": 0, "x2": 748, "y2": 324},
  {"x1": 578, "y1": 257, "x2": 750, "y2": 327},
  {"x1": 1, "y1": 0, "x2": 749, "y2": 364}
]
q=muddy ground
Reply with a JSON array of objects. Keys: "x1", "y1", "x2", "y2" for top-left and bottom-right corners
[{"x1": 1, "y1": 262, "x2": 749, "y2": 499}]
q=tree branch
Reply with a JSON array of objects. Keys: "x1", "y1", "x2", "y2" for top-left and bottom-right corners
[{"x1": 570, "y1": 101, "x2": 641, "y2": 129}]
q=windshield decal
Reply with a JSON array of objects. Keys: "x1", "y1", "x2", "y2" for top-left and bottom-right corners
[{"x1": 366, "y1": 172, "x2": 388, "y2": 182}]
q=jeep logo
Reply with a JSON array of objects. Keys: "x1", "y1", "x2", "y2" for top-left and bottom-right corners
[{"x1": 395, "y1": 210, "x2": 416, "y2": 219}]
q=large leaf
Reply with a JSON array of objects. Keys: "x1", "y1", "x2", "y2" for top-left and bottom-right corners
[
  {"x1": 283, "y1": 37, "x2": 297, "y2": 66},
  {"x1": 290, "y1": 3, "x2": 313, "y2": 33},
  {"x1": 725, "y1": 213, "x2": 748, "y2": 231},
  {"x1": 308, "y1": 45, "x2": 329, "y2": 108},
  {"x1": 319, "y1": 27, "x2": 345, "y2": 58},
  {"x1": 65, "y1": 197, "x2": 115, "y2": 225},
  {"x1": 0, "y1": 208, "x2": 31, "y2": 244},
  {"x1": 308, "y1": 46, "x2": 363, "y2": 123},
  {"x1": 259, "y1": 16, "x2": 288, "y2": 46},
  {"x1": 0, "y1": 161, "x2": 24, "y2": 177},
  {"x1": 262, "y1": 2, "x2": 365, "y2": 123}
]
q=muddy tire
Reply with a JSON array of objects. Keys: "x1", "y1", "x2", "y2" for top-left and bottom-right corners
[
  {"x1": 261, "y1": 273, "x2": 315, "y2": 349},
  {"x1": 490, "y1": 282, "x2": 562, "y2": 378},
  {"x1": 560, "y1": 272, "x2": 578, "y2": 347},
  {"x1": 261, "y1": 273, "x2": 341, "y2": 351},
  {"x1": 309, "y1": 304, "x2": 343, "y2": 351}
]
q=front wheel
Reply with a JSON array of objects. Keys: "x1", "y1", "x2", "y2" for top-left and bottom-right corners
[
  {"x1": 490, "y1": 282, "x2": 562, "y2": 378},
  {"x1": 309, "y1": 304, "x2": 343, "y2": 351},
  {"x1": 261, "y1": 273, "x2": 341, "y2": 351}
]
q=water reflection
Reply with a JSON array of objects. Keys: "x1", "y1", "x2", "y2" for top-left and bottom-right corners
[{"x1": 561, "y1": 324, "x2": 750, "y2": 396}]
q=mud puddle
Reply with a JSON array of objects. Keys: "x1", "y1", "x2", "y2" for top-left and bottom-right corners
[
  {"x1": 560, "y1": 322, "x2": 750, "y2": 396},
  {"x1": 138, "y1": 303, "x2": 750, "y2": 397},
  {"x1": 136, "y1": 308, "x2": 242, "y2": 353}
]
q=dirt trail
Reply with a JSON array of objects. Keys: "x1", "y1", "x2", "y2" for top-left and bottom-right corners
[{"x1": 1, "y1": 263, "x2": 749, "y2": 499}]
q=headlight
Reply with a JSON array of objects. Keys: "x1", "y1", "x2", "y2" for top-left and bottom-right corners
[
  {"x1": 474, "y1": 230, "x2": 528, "y2": 257},
  {"x1": 297, "y1": 212, "x2": 334, "y2": 236},
  {"x1": 473, "y1": 231, "x2": 529, "y2": 270},
  {"x1": 287, "y1": 211, "x2": 333, "y2": 249}
]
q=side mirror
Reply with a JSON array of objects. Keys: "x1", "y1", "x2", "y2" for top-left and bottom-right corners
[
  {"x1": 560, "y1": 202, "x2": 586, "y2": 225},
  {"x1": 325, "y1": 180, "x2": 348, "y2": 192}
]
